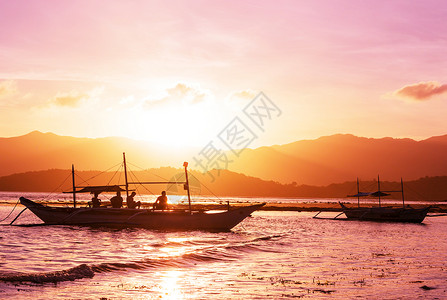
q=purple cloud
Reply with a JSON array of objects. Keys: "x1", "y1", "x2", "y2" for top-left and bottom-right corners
[{"x1": 394, "y1": 81, "x2": 447, "y2": 101}]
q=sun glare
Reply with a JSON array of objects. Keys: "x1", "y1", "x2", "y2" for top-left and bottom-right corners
[
  {"x1": 156, "y1": 270, "x2": 184, "y2": 299},
  {"x1": 125, "y1": 99, "x2": 224, "y2": 147}
]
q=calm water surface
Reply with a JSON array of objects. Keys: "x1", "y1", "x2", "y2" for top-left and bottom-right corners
[{"x1": 1, "y1": 195, "x2": 446, "y2": 299}]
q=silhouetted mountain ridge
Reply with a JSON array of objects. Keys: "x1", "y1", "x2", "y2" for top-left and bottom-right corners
[
  {"x1": 0, "y1": 131, "x2": 196, "y2": 177},
  {"x1": 2, "y1": 131, "x2": 447, "y2": 186},
  {"x1": 227, "y1": 133, "x2": 447, "y2": 185}
]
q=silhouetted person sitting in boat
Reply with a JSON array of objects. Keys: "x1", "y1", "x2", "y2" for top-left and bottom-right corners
[
  {"x1": 91, "y1": 192, "x2": 101, "y2": 208},
  {"x1": 126, "y1": 191, "x2": 141, "y2": 209},
  {"x1": 153, "y1": 191, "x2": 168, "y2": 210},
  {"x1": 110, "y1": 191, "x2": 123, "y2": 208}
]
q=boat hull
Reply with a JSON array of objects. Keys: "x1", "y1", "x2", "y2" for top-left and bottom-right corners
[
  {"x1": 19, "y1": 197, "x2": 264, "y2": 231},
  {"x1": 339, "y1": 202, "x2": 430, "y2": 223}
]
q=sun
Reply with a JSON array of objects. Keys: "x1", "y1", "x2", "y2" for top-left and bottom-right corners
[{"x1": 125, "y1": 100, "x2": 225, "y2": 147}]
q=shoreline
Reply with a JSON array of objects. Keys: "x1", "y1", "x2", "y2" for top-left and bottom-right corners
[
  {"x1": 2, "y1": 201, "x2": 447, "y2": 213},
  {"x1": 188, "y1": 202, "x2": 447, "y2": 213}
]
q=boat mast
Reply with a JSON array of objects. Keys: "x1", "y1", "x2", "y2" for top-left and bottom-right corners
[
  {"x1": 183, "y1": 162, "x2": 192, "y2": 214},
  {"x1": 357, "y1": 177, "x2": 360, "y2": 208},
  {"x1": 72, "y1": 164, "x2": 76, "y2": 208},
  {"x1": 123, "y1": 152, "x2": 129, "y2": 198},
  {"x1": 401, "y1": 178, "x2": 405, "y2": 208},
  {"x1": 377, "y1": 175, "x2": 381, "y2": 208}
]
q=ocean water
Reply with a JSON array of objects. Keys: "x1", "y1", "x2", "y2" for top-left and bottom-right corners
[{"x1": 1, "y1": 194, "x2": 447, "y2": 299}]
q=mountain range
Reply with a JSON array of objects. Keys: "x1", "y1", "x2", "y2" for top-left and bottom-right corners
[
  {"x1": 0, "y1": 131, "x2": 196, "y2": 177},
  {"x1": 1, "y1": 131, "x2": 447, "y2": 186},
  {"x1": 228, "y1": 134, "x2": 447, "y2": 185}
]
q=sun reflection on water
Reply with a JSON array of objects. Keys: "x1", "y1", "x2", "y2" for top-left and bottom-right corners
[
  {"x1": 156, "y1": 270, "x2": 184, "y2": 299},
  {"x1": 167, "y1": 236, "x2": 191, "y2": 243},
  {"x1": 159, "y1": 236, "x2": 196, "y2": 257}
]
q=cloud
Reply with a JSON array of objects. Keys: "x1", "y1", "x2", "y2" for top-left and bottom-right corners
[
  {"x1": 52, "y1": 93, "x2": 87, "y2": 107},
  {"x1": 393, "y1": 81, "x2": 447, "y2": 101},
  {"x1": 166, "y1": 83, "x2": 207, "y2": 104},
  {"x1": 0, "y1": 80, "x2": 18, "y2": 98},
  {"x1": 145, "y1": 83, "x2": 208, "y2": 108},
  {"x1": 45, "y1": 87, "x2": 104, "y2": 108},
  {"x1": 227, "y1": 89, "x2": 257, "y2": 101}
]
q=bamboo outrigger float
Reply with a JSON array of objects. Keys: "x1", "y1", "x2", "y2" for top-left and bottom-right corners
[{"x1": 17, "y1": 153, "x2": 265, "y2": 231}]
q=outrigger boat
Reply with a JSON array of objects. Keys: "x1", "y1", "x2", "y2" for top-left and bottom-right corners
[
  {"x1": 339, "y1": 176, "x2": 430, "y2": 223},
  {"x1": 16, "y1": 153, "x2": 265, "y2": 231}
]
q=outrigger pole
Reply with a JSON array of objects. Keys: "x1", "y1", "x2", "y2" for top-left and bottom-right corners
[
  {"x1": 72, "y1": 164, "x2": 76, "y2": 208},
  {"x1": 356, "y1": 177, "x2": 360, "y2": 208},
  {"x1": 401, "y1": 178, "x2": 405, "y2": 208},
  {"x1": 183, "y1": 162, "x2": 192, "y2": 214},
  {"x1": 378, "y1": 175, "x2": 381, "y2": 208},
  {"x1": 123, "y1": 152, "x2": 129, "y2": 198}
]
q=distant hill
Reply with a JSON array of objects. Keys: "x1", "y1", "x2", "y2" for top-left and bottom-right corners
[
  {"x1": 0, "y1": 131, "x2": 196, "y2": 177},
  {"x1": 2, "y1": 131, "x2": 447, "y2": 186},
  {"x1": 227, "y1": 134, "x2": 447, "y2": 185},
  {"x1": 1, "y1": 168, "x2": 447, "y2": 201}
]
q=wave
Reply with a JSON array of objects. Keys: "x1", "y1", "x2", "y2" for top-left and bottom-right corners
[
  {"x1": 0, "y1": 264, "x2": 94, "y2": 284},
  {"x1": 0, "y1": 234, "x2": 284, "y2": 284}
]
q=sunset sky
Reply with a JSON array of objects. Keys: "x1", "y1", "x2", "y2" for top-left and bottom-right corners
[{"x1": 1, "y1": 0, "x2": 447, "y2": 147}]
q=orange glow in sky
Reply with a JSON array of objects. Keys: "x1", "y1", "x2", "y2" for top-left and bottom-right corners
[{"x1": 1, "y1": 1, "x2": 447, "y2": 147}]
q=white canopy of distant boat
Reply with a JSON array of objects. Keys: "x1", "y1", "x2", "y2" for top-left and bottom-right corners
[{"x1": 16, "y1": 153, "x2": 265, "y2": 231}]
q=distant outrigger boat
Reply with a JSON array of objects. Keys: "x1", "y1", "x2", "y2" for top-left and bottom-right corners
[
  {"x1": 17, "y1": 153, "x2": 265, "y2": 231},
  {"x1": 339, "y1": 176, "x2": 430, "y2": 223}
]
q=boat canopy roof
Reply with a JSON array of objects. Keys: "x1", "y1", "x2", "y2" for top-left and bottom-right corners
[
  {"x1": 348, "y1": 191, "x2": 391, "y2": 197},
  {"x1": 64, "y1": 185, "x2": 126, "y2": 194},
  {"x1": 347, "y1": 192, "x2": 372, "y2": 197}
]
